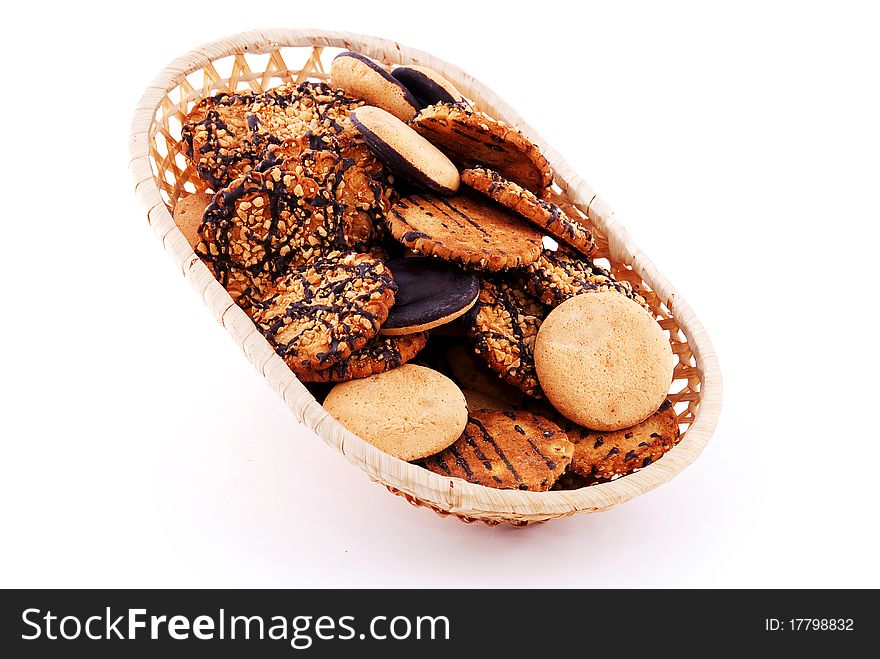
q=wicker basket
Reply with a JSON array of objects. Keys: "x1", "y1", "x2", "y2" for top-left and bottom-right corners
[{"x1": 129, "y1": 29, "x2": 722, "y2": 525}]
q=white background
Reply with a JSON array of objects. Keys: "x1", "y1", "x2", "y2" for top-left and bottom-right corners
[{"x1": 1, "y1": 0, "x2": 878, "y2": 588}]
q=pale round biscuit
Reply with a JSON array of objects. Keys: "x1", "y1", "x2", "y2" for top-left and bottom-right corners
[
  {"x1": 534, "y1": 292, "x2": 674, "y2": 431},
  {"x1": 172, "y1": 192, "x2": 212, "y2": 248},
  {"x1": 390, "y1": 65, "x2": 467, "y2": 107},
  {"x1": 322, "y1": 364, "x2": 468, "y2": 461},
  {"x1": 351, "y1": 106, "x2": 459, "y2": 195},
  {"x1": 331, "y1": 52, "x2": 421, "y2": 122}
]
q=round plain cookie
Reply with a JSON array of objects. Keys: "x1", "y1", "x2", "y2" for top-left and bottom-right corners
[
  {"x1": 323, "y1": 364, "x2": 468, "y2": 461},
  {"x1": 251, "y1": 251, "x2": 396, "y2": 374},
  {"x1": 567, "y1": 399, "x2": 679, "y2": 480},
  {"x1": 461, "y1": 168, "x2": 595, "y2": 255},
  {"x1": 296, "y1": 333, "x2": 427, "y2": 383},
  {"x1": 523, "y1": 247, "x2": 650, "y2": 310},
  {"x1": 466, "y1": 280, "x2": 547, "y2": 398},
  {"x1": 381, "y1": 257, "x2": 479, "y2": 335},
  {"x1": 172, "y1": 192, "x2": 212, "y2": 248},
  {"x1": 411, "y1": 102, "x2": 552, "y2": 194},
  {"x1": 534, "y1": 291, "x2": 674, "y2": 431},
  {"x1": 387, "y1": 195, "x2": 544, "y2": 271},
  {"x1": 422, "y1": 410, "x2": 573, "y2": 491},
  {"x1": 350, "y1": 106, "x2": 459, "y2": 195},
  {"x1": 331, "y1": 51, "x2": 421, "y2": 122},
  {"x1": 390, "y1": 65, "x2": 467, "y2": 108}
]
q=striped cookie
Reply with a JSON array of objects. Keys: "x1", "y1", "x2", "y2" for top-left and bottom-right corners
[
  {"x1": 423, "y1": 410, "x2": 573, "y2": 491},
  {"x1": 411, "y1": 102, "x2": 552, "y2": 194},
  {"x1": 462, "y1": 167, "x2": 595, "y2": 255},
  {"x1": 387, "y1": 195, "x2": 544, "y2": 271}
]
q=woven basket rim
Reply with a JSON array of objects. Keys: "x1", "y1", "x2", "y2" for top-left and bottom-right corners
[{"x1": 129, "y1": 28, "x2": 723, "y2": 520}]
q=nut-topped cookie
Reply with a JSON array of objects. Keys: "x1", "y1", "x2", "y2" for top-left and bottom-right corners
[
  {"x1": 462, "y1": 167, "x2": 596, "y2": 255},
  {"x1": 523, "y1": 247, "x2": 649, "y2": 309},
  {"x1": 296, "y1": 333, "x2": 427, "y2": 382},
  {"x1": 251, "y1": 251, "x2": 396, "y2": 374},
  {"x1": 423, "y1": 410, "x2": 573, "y2": 491},
  {"x1": 182, "y1": 91, "x2": 262, "y2": 189},
  {"x1": 387, "y1": 195, "x2": 544, "y2": 271},
  {"x1": 466, "y1": 280, "x2": 547, "y2": 398},
  {"x1": 411, "y1": 102, "x2": 552, "y2": 194},
  {"x1": 567, "y1": 400, "x2": 679, "y2": 480}
]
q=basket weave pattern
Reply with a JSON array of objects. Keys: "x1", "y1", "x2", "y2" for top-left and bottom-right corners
[{"x1": 129, "y1": 30, "x2": 722, "y2": 525}]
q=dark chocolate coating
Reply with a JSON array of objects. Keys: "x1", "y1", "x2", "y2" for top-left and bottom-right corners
[
  {"x1": 384, "y1": 257, "x2": 479, "y2": 329},
  {"x1": 391, "y1": 67, "x2": 461, "y2": 108},
  {"x1": 350, "y1": 112, "x2": 457, "y2": 196}
]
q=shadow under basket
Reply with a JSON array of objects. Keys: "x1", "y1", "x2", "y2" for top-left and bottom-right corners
[{"x1": 129, "y1": 29, "x2": 722, "y2": 526}]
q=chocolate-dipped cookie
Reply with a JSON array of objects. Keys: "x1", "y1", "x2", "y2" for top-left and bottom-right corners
[
  {"x1": 386, "y1": 195, "x2": 543, "y2": 271},
  {"x1": 380, "y1": 257, "x2": 479, "y2": 335},
  {"x1": 331, "y1": 51, "x2": 421, "y2": 121},
  {"x1": 462, "y1": 167, "x2": 595, "y2": 255},
  {"x1": 411, "y1": 103, "x2": 552, "y2": 194},
  {"x1": 390, "y1": 65, "x2": 467, "y2": 108},
  {"x1": 350, "y1": 106, "x2": 459, "y2": 195}
]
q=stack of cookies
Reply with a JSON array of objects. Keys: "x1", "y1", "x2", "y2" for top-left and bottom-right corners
[{"x1": 176, "y1": 50, "x2": 679, "y2": 493}]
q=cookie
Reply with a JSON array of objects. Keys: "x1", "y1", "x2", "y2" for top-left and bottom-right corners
[
  {"x1": 466, "y1": 280, "x2": 547, "y2": 398},
  {"x1": 246, "y1": 81, "x2": 364, "y2": 151},
  {"x1": 196, "y1": 151, "x2": 385, "y2": 282},
  {"x1": 172, "y1": 192, "x2": 212, "y2": 248},
  {"x1": 568, "y1": 400, "x2": 679, "y2": 480},
  {"x1": 381, "y1": 257, "x2": 479, "y2": 335},
  {"x1": 182, "y1": 91, "x2": 262, "y2": 189},
  {"x1": 323, "y1": 364, "x2": 468, "y2": 461},
  {"x1": 523, "y1": 247, "x2": 650, "y2": 310},
  {"x1": 251, "y1": 251, "x2": 396, "y2": 374},
  {"x1": 423, "y1": 410, "x2": 573, "y2": 491},
  {"x1": 411, "y1": 103, "x2": 552, "y2": 194},
  {"x1": 444, "y1": 342, "x2": 527, "y2": 407},
  {"x1": 390, "y1": 65, "x2": 467, "y2": 107},
  {"x1": 296, "y1": 333, "x2": 427, "y2": 382},
  {"x1": 387, "y1": 195, "x2": 544, "y2": 271},
  {"x1": 534, "y1": 291, "x2": 674, "y2": 431},
  {"x1": 350, "y1": 106, "x2": 460, "y2": 195},
  {"x1": 331, "y1": 51, "x2": 421, "y2": 122},
  {"x1": 461, "y1": 389, "x2": 515, "y2": 413},
  {"x1": 462, "y1": 168, "x2": 595, "y2": 255}
]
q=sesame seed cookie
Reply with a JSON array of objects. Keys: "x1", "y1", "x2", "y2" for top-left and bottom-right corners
[
  {"x1": 390, "y1": 65, "x2": 467, "y2": 108},
  {"x1": 350, "y1": 106, "x2": 460, "y2": 195},
  {"x1": 182, "y1": 91, "x2": 262, "y2": 189},
  {"x1": 462, "y1": 167, "x2": 596, "y2": 255},
  {"x1": 534, "y1": 291, "x2": 674, "y2": 431},
  {"x1": 172, "y1": 192, "x2": 213, "y2": 248},
  {"x1": 423, "y1": 410, "x2": 573, "y2": 491},
  {"x1": 251, "y1": 251, "x2": 396, "y2": 374},
  {"x1": 411, "y1": 102, "x2": 552, "y2": 194},
  {"x1": 567, "y1": 400, "x2": 679, "y2": 480},
  {"x1": 331, "y1": 52, "x2": 421, "y2": 122},
  {"x1": 523, "y1": 247, "x2": 650, "y2": 310},
  {"x1": 387, "y1": 195, "x2": 544, "y2": 271},
  {"x1": 466, "y1": 280, "x2": 548, "y2": 398},
  {"x1": 381, "y1": 257, "x2": 479, "y2": 335},
  {"x1": 323, "y1": 364, "x2": 468, "y2": 461},
  {"x1": 296, "y1": 332, "x2": 427, "y2": 383}
]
